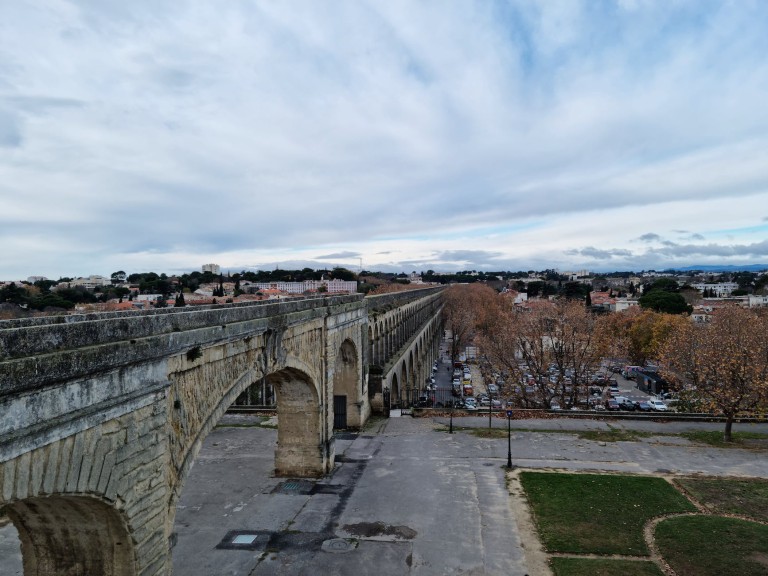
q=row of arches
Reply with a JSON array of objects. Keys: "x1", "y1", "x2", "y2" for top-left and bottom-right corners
[
  {"x1": 0, "y1": 334, "x2": 363, "y2": 576},
  {"x1": 383, "y1": 305, "x2": 443, "y2": 408},
  {"x1": 368, "y1": 294, "x2": 443, "y2": 369}
]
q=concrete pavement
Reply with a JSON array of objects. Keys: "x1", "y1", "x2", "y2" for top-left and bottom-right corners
[
  {"x1": 172, "y1": 414, "x2": 528, "y2": 575},
  {"x1": 2, "y1": 413, "x2": 767, "y2": 575}
]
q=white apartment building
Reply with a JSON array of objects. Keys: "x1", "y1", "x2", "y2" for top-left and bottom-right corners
[
  {"x1": 66, "y1": 275, "x2": 112, "y2": 290},
  {"x1": 251, "y1": 279, "x2": 357, "y2": 294},
  {"x1": 691, "y1": 282, "x2": 739, "y2": 297},
  {"x1": 202, "y1": 263, "x2": 221, "y2": 275}
]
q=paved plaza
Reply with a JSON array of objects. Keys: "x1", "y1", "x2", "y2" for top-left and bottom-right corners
[{"x1": 1, "y1": 414, "x2": 767, "y2": 575}]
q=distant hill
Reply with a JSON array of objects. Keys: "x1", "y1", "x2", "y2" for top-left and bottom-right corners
[{"x1": 670, "y1": 264, "x2": 768, "y2": 273}]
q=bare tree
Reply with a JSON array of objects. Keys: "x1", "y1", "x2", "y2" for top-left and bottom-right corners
[
  {"x1": 599, "y1": 307, "x2": 688, "y2": 367},
  {"x1": 480, "y1": 300, "x2": 606, "y2": 409},
  {"x1": 442, "y1": 284, "x2": 498, "y2": 363},
  {"x1": 660, "y1": 306, "x2": 768, "y2": 441}
]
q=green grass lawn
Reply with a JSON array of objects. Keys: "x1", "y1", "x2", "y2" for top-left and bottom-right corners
[
  {"x1": 520, "y1": 472, "x2": 696, "y2": 555},
  {"x1": 655, "y1": 516, "x2": 768, "y2": 576},
  {"x1": 675, "y1": 476, "x2": 768, "y2": 522},
  {"x1": 550, "y1": 557, "x2": 665, "y2": 576},
  {"x1": 679, "y1": 430, "x2": 768, "y2": 448}
]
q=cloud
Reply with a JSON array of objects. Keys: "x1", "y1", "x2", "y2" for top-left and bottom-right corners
[
  {"x1": 2, "y1": 1, "x2": 768, "y2": 278},
  {"x1": 315, "y1": 251, "x2": 361, "y2": 260},
  {"x1": 565, "y1": 247, "x2": 633, "y2": 260}
]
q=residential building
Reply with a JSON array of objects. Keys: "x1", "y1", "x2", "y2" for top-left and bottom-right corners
[
  {"x1": 748, "y1": 295, "x2": 768, "y2": 308},
  {"x1": 65, "y1": 275, "x2": 111, "y2": 290},
  {"x1": 247, "y1": 279, "x2": 357, "y2": 295},
  {"x1": 691, "y1": 282, "x2": 739, "y2": 297},
  {"x1": 202, "y1": 263, "x2": 221, "y2": 275}
]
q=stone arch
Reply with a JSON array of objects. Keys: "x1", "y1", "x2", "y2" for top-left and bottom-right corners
[
  {"x1": 406, "y1": 349, "x2": 417, "y2": 405},
  {"x1": 389, "y1": 372, "x2": 400, "y2": 407},
  {"x1": 333, "y1": 339, "x2": 361, "y2": 429},
  {"x1": 2, "y1": 495, "x2": 136, "y2": 576},
  {"x1": 268, "y1": 367, "x2": 326, "y2": 477}
]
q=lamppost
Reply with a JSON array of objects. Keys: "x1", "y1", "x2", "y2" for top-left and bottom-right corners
[
  {"x1": 449, "y1": 396, "x2": 454, "y2": 434},
  {"x1": 488, "y1": 390, "x2": 493, "y2": 430},
  {"x1": 506, "y1": 409, "x2": 513, "y2": 469}
]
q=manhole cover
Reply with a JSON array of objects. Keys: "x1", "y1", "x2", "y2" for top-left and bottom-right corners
[{"x1": 321, "y1": 538, "x2": 356, "y2": 553}]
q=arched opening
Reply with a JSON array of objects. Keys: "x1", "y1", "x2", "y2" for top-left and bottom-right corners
[
  {"x1": 269, "y1": 368, "x2": 325, "y2": 477},
  {"x1": 333, "y1": 339, "x2": 360, "y2": 430},
  {"x1": 171, "y1": 361, "x2": 325, "y2": 574},
  {"x1": 399, "y1": 363, "x2": 409, "y2": 408},
  {"x1": 406, "y1": 350, "x2": 417, "y2": 406},
  {"x1": 390, "y1": 372, "x2": 400, "y2": 407},
  {"x1": 2, "y1": 495, "x2": 136, "y2": 576}
]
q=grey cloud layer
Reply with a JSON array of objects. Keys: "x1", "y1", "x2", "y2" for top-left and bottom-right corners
[{"x1": 1, "y1": 1, "x2": 767, "y2": 276}]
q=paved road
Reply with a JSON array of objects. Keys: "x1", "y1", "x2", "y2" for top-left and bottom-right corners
[
  {"x1": 2, "y1": 413, "x2": 767, "y2": 575},
  {"x1": 172, "y1": 414, "x2": 529, "y2": 576}
]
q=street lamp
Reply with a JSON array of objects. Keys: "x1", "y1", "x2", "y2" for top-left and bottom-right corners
[
  {"x1": 506, "y1": 409, "x2": 514, "y2": 469},
  {"x1": 488, "y1": 389, "x2": 493, "y2": 430}
]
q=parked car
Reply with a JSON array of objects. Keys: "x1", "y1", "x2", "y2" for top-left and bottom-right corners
[
  {"x1": 634, "y1": 401, "x2": 652, "y2": 412},
  {"x1": 605, "y1": 399, "x2": 620, "y2": 411},
  {"x1": 464, "y1": 398, "x2": 478, "y2": 411},
  {"x1": 648, "y1": 399, "x2": 668, "y2": 411},
  {"x1": 618, "y1": 399, "x2": 636, "y2": 411}
]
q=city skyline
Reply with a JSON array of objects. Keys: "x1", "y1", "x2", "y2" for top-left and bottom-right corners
[{"x1": 2, "y1": 1, "x2": 768, "y2": 279}]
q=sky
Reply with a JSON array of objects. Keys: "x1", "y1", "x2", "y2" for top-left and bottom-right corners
[{"x1": 2, "y1": 0, "x2": 768, "y2": 280}]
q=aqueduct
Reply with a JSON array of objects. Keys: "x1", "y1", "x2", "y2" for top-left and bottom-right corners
[{"x1": 0, "y1": 287, "x2": 443, "y2": 575}]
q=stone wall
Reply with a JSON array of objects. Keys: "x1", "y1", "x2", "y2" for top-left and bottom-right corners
[{"x1": 0, "y1": 292, "x2": 434, "y2": 574}]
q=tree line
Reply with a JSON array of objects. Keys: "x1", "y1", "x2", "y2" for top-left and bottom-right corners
[{"x1": 442, "y1": 284, "x2": 768, "y2": 441}]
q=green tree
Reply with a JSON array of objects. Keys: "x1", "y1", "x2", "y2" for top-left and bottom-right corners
[
  {"x1": 331, "y1": 267, "x2": 357, "y2": 281},
  {"x1": 646, "y1": 278, "x2": 680, "y2": 293},
  {"x1": 175, "y1": 293, "x2": 186, "y2": 307},
  {"x1": 0, "y1": 282, "x2": 29, "y2": 305},
  {"x1": 111, "y1": 270, "x2": 127, "y2": 284},
  {"x1": 639, "y1": 291, "x2": 692, "y2": 315}
]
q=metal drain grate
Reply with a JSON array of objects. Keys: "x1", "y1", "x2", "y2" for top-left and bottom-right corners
[{"x1": 271, "y1": 479, "x2": 315, "y2": 495}]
